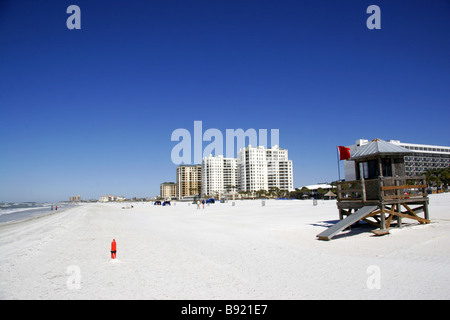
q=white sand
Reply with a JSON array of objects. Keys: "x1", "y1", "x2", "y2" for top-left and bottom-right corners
[{"x1": 1, "y1": 194, "x2": 449, "y2": 300}]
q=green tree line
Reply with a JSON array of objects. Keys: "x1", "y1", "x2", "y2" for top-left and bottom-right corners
[{"x1": 425, "y1": 167, "x2": 450, "y2": 189}]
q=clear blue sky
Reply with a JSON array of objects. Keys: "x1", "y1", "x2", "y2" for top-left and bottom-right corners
[{"x1": 1, "y1": 0, "x2": 449, "y2": 202}]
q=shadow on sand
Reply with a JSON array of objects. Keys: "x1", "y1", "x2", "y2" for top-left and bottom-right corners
[{"x1": 311, "y1": 220, "x2": 380, "y2": 240}]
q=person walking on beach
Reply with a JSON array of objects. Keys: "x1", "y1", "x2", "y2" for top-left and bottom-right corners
[
  {"x1": 202, "y1": 200, "x2": 205, "y2": 209},
  {"x1": 197, "y1": 200, "x2": 200, "y2": 209}
]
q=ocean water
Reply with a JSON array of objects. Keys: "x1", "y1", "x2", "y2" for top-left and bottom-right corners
[{"x1": 0, "y1": 202, "x2": 73, "y2": 224}]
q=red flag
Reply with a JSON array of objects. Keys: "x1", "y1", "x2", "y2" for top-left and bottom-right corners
[{"x1": 338, "y1": 146, "x2": 351, "y2": 160}]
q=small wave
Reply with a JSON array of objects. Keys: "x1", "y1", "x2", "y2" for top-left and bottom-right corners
[
  {"x1": 0, "y1": 203, "x2": 57, "y2": 222},
  {"x1": 0, "y1": 206, "x2": 44, "y2": 216}
]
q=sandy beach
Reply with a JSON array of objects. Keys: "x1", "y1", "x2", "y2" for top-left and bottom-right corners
[{"x1": 1, "y1": 194, "x2": 449, "y2": 300}]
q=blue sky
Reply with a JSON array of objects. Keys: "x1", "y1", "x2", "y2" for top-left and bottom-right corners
[{"x1": 0, "y1": 0, "x2": 449, "y2": 202}]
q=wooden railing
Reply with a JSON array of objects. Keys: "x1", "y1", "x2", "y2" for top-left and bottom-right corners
[{"x1": 337, "y1": 176, "x2": 427, "y2": 202}]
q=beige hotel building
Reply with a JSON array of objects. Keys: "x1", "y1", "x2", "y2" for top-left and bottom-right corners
[
  {"x1": 176, "y1": 165, "x2": 202, "y2": 199},
  {"x1": 160, "y1": 182, "x2": 177, "y2": 199}
]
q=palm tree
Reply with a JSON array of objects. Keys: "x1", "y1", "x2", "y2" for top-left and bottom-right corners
[
  {"x1": 225, "y1": 185, "x2": 237, "y2": 200},
  {"x1": 425, "y1": 168, "x2": 450, "y2": 189}
]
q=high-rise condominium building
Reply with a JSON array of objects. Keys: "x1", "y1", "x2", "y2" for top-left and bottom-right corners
[
  {"x1": 223, "y1": 157, "x2": 238, "y2": 193},
  {"x1": 344, "y1": 139, "x2": 450, "y2": 181},
  {"x1": 160, "y1": 182, "x2": 177, "y2": 199},
  {"x1": 266, "y1": 145, "x2": 294, "y2": 192},
  {"x1": 237, "y1": 145, "x2": 294, "y2": 193},
  {"x1": 238, "y1": 146, "x2": 268, "y2": 192},
  {"x1": 202, "y1": 155, "x2": 237, "y2": 196},
  {"x1": 176, "y1": 165, "x2": 202, "y2": 199}
]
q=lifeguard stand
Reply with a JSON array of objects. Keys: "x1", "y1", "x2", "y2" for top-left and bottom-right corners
[{"x1": 317, "y1": 139, "x2": 430, "y2": 240}]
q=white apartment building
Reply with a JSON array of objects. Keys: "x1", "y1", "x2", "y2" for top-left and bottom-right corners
[
  {"x1": 223, "y1": 157, "x2": 238, "y2": 192},
  {"x1": 389, "y1": 140, "x2": 450, "y2": 176},
  {"x1": 99, "y1": 195, "x2": 125, "y2": 202},
  {"x1": 237, "y1": 145, "x2": 294, "y2": 193},
  {"x1": 345, "y1": 139, "x2": 450, "y2": 181},
  {"x1": 202, "y1": 155, "x2": 237, "y2": 196},
  {"x1": 266, "y1": 145, "x2": 294, "y2": 192},
  {"x1": 238, "y1": 146, "x2": 268, "y2": 192}
]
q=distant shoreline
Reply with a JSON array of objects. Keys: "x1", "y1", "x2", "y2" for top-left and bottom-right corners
[{"x1": 0, "y1": 203, "x2": 78, "y2": 227}]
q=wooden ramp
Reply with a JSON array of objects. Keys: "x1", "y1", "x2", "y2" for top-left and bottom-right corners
[{"x1": 316, "y1": 205, "x2": 378, "y2": 241}]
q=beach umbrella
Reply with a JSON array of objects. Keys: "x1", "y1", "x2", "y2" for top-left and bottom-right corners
[{"x1": 324, "y1": 190, "x2": 336, "y2": 199}]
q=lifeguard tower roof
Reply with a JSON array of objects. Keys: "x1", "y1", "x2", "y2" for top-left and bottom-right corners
[{"x1": 350, "y1": 138, "x2": 412, "y2": 161}]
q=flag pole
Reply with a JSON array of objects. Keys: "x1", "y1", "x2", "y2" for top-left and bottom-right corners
[{"x1": 337, "y1": 146, "x2": 341, "y2": 182}]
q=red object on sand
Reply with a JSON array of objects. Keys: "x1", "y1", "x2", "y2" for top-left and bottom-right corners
[{"x1": 111, "y1": 239, "x2": 117, "y2": 259}]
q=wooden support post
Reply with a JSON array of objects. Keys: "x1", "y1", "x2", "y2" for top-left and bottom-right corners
[
  {"x1": 379, "y1": 204, "x2": 386, "y2": 230},
  {"x1": 391, "y1": 157, "x2": 396, "y2": 176},
  {"x1": 385, "y1": 206, "x2": 394, "y2": 229},
  {"x1": 423, "y1": 201, "x2": 430, "y2": 221},
  {"x1": 422, "y1": 178, "x2": 430, "y2": 222},
  {"x1": 378, "y1": 156, "x2": 383, "y2": 178},
  {"x1": 395, "y1": 179, "x2": 400, "y2": 202},
  {"x1": 397, "y1": 203, "x2": 402, "y2": 228},
  {"x1": 358, "y1": 163, "x2": 366, "y2": 202},
  {"x1": 378, "y1": 177, "x2": 384, "y2": 201},
  {"x1": 337, "y1": 183, "x2": 342, "y2": 200},
  {"x1": 361, "y1": 182, "x2": 366, "y2": 202}
]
